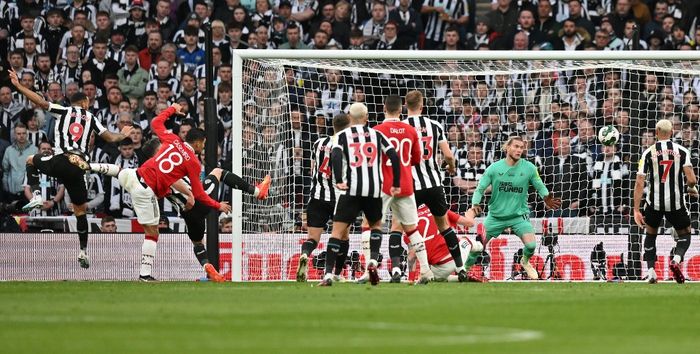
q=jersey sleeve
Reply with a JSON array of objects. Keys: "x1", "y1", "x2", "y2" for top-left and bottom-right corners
[
  {"x1": 47, "y1": 103, "x2": 68, "y2": 118},
  {"x1": 681, "y1": 146, "x2": 692, "y2": 167},
  {"x1": 410, "y1": 129, "x2": 422, "y2": 166},
  {"x1": 92, "y1": 114, "x2": 108, "y2": 136},
  {"x1": 637, "y1": 148, "x2": 650, "y2": 176},
  {"x1": 529, "y1": 162, "x2": 550, "y2": 198},
  {"x1": 186, "y1": 157, "x2": 221, "y2": 210},
  {"x1": 471, "y1": 166, "x2": 492, "y2": 205},
  {"x1": 446, "y1": 210, "x2": 461, "y2": 227},
  {"x1": 151, "y1": 106, "x2": 178, "y2": 143},
  {"x1": 435, "y1": 123, "x2": 447, "y2": 143},
  {"x1": 378, "y1": 132, "x2": 395, "y2": 154}
]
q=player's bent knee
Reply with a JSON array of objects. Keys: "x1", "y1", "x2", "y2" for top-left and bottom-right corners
[{"x1": 210, "y1": 168, "x2": 223, "y2": 180}]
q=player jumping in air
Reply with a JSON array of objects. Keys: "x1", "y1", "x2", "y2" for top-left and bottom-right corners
[
  {"x1": 132, "y1": 138, "x2": 271, "y2": 282},
  {"x1": 296, "y1": 114, "x2": 351, "y2": 282},
  {"x1": 467, "y1": 136, "x2": 561, "y2": 280},
  {"x1": 633, "y1": 119, "x2": 698, "y2": 284},
  {"x1": 405, "y1": 204, "x2": 485, "y2": 282},
  {"x1": 89, "y1": 103, "x2": 232, "y2": 281},
  {"x1": 9, "y1": 69, "x2": 133, "y2": 269}
]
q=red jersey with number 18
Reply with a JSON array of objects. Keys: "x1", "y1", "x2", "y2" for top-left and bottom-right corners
[
  {"x1": 136, "y1": 107, "x2": 221, "y2": 210},
  {"x1": 374, "y1": 119, "x2": 421, "y2": 197}
]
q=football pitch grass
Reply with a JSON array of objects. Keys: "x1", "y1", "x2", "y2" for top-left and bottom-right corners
[{"x1": 1, "y1": 282, "x2": 699, "y2": 354}]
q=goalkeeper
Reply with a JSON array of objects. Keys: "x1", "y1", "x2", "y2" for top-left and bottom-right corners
[{"x1": 466, "y1": 136, "x2": 561, "y2": 280}]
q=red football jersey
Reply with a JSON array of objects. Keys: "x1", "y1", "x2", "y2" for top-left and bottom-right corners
[
  {"x1": 373, "y1": 119, "x2": 421, "y2": 197},
  {"x1": 136, "y1": 107, "x2": 221, "y2": 210},
  {"x1": 405, "y1": 204, "x2": 461, "y2": 265}
]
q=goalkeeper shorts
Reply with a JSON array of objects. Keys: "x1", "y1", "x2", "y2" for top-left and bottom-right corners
[{"x1": 483, "y1": 214, "x2": 534, "y2": 240}]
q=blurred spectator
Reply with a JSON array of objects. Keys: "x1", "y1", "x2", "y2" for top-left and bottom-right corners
[
  {"x1": 100, "y1": 216, "x2": 117, "y2": 233},
  {"x1": 158, "y1": 216, "x2": 174, "y2": 233},
  {"x1": 118, "y1": 45, "x2": 149, "y2": 100},
  {"x1": 83, "y1": 38, "x2": 120, "y2": 89},
  {"x1": 107, "y1": 138, "x2": 138, "y2": 218},
  {"x1": 219, "y1": 217, "x2": 233, "y2": 233},
  {"x1": 453, "y1": 142, "x2": 486, "y2": 213},
  {"x1": 2, "y1": 123, "x2": 38, "y2": 203},
  {"x1": 487, "y1": 0, "x2": 518, "y2": 37},
  {"x1": 542, "y1": 136, "x2": 588, "y2": 216},
  {"x1": 589, "y1": 144, "x2": 629, "y2": 215}
]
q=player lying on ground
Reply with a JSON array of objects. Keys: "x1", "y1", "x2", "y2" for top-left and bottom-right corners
[
  {"x1": 319, "y1": 103, "x2": 402, "y2": 286},
  {"x1": 357, "y1": 95, "x2": 434, "y2": 285},
  {"x1": 467, "y1": 136, "x2": 561, "y2": 280},
  {"x1": 89, "y1": 103, "x2": 231, "y2": 281},
  {"x1": 633, "y1": 119, "x2": 698, "y2": 284},
  {"x1": 405, "y1": 204, "x2": 484, "y2": 282},
  {"x1": 297, "y1": 114, "x2": 351, "y2": 282},
  {"x1": 9, "y1": 69, "x2": 133, "y2": 269},
  {"x1": 137, "y1": 138, "x2": 271, "y2": 281}
]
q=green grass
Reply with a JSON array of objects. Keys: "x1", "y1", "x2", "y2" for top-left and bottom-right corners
[{"x1": 1, "y1": 282, "x2": 699, "y2": 354}]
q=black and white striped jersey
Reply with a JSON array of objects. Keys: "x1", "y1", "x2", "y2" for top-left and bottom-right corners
[
  {"x1": 145, "y1": 77, "x2": 181, "y2": 95},
  {"x1": 638, "y1": 140, "x2": 692, "y2": 212},
  {"x1": 22, "y1": 173, "x2": 64, "y2": 217},
  {"x1": 404, "y1": 115, "x2": 447, "y2": 190},
  {"x1": 422, "y1": 0, "x2": 468, "y2": 43},
  {"x1": 27, "y1": 130, "x2": 47, "y2": 147},
  {"x1": 310, "y1": 136, "x2": 335, "y2": 202},
  {"x1": 333, "y1": 125, "x2": 394, "y2": 198},
  {"x1": 149, "y1": 62, "x2": 186, "y2": 81},
  {"x1": 49, "y1": 62, "x2": 83, "y2": 86},
  {"x1": 48, "y1": 103, "x2": 107, "y2": 157}
]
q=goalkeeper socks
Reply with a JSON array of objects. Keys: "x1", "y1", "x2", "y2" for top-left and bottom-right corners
[
  {"x1": 324, "y1": 237, "x2": 342, "y2": 276},
  {"x1": 334, "y1": 239, "x2": 349, "y2": 276},
  {"x1": 464, "y1": 252, "x2": 479, "y2": 270},
  {"x1": 193, "y1": 243, "x2": 209, "y2": 266},
  {"x1": 673, "y1": 231, "x2": 691, "y2": 264},
  {"x1": 522, "y1": 241, "x2": 536, "y2": 263},
  {"x1": 301, "y1": 239, "x2": 318, "y2": 257},
  {"x1": 76, "y1": 214, "x2": 88, "y2": 250},
  {"x1": 440, "y1": 228, "x2": 463, "y2": 268},
  {"x1": 90, "y1": 163, "x2": 121, "y2": 177},
  {"x1": 26, "y1": 164, "x2": 40, "y2": 192},
  {"x1": 408, "y1": 229, "x2": 431, "y2": 274},
  {"x1": 140, "y1": 234, "x2": 159, "y2": 276},
  {"x1": 361, "y1": 228, "x2": 371, "y2": 267},
  {"x1": 222, "y1": 170, "x2": 256, "y2": 195},
  {"x1": 388, "y1": 231, "x2": 403, "y2": 272},
  {"x1": 369, "y1": 229, "x2": 383, "y2": 262},
  {"x1": 643, "y1": 234, "x2": 657, "y2": 269}
]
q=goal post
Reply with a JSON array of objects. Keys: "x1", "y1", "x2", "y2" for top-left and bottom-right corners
[{"x1": 230, "y1": 50, "x2": 700, "y2": 282}]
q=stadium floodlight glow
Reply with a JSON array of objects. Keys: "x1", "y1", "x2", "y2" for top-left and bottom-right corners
[{"x1": 230, "y1": 50, "x2": 700, "y2": 282}]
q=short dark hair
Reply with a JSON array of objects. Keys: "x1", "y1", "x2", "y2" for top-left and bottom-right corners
[
  {"x1": 70, "y1": 92, "x2": 88, "y2": 104},
  {"x1": 144, "y1": 90, "x2": 157, "y2": 98},
  {"x1": 184, "y1": 26, "x2": 199, "y2": 37},
  {"x1": 332, "y1": 113, "x2": 350, "y2": 133},
  {"x1": 185, "y1": 128, "x2": 206, "y2": 143},
  {"x1": 93, "y1": 37, "x2": 109, "y2": 46},
  {"x1": 142, "y1": 138, "x2": 162, "y2": 159},
  {"x1": 101, "y1": 216, "x2": 116, "y2": 226},
  {"x1": 384, "y1": 95, "x2": 402, "y2": 114}
]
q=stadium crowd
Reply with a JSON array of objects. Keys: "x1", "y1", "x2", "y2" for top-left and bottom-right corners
[{"x1": 1, "y1": 0, "x2": 700, "y2": 231}]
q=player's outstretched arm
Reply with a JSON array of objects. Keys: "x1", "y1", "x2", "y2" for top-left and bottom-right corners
[
  {"x1": 99, "y1": 125, "x2": 134, "y2": 143},
  {"x1": 8, "y1": 69, "x2": 49, "y2": 110},
  {"x1": 471, "y1": 167, "x2": 492, "y2": 207},
  {"x1": 151, "y1": 104, "x2": 183, "y2": 141}
]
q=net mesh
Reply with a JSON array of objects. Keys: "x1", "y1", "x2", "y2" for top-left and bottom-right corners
[{"x1": 237, "y1": 57, "x2": 700, "y2": 281}]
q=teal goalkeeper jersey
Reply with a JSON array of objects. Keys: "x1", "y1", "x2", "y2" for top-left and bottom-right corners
[{"x1": 471, "y1": 159, "x2": 550, "y2": 219}]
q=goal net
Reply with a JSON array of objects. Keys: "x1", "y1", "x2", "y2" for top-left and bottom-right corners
[{"x1": 230, "y1": 51, "x2": 700, "y2": 282}]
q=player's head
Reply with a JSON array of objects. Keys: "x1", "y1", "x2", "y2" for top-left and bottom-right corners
[
  {"x1": 185, "y1": 128, "x2": 207, "y2": 153},
  {"x1": 332, "y1": 113, "x2": 350, "y2": 134},
  {"x1": 502, "y1": 136, "x2": 526, "y2": 161},
  {"x1": 655, "y1": 119, "x2": 673, "y2": 139},
  {"x1": 348, "y1": 102, "x2": 368, "y2": 124},
  {"x1": 383, "y1": 95, "x2": 402, "y2": 118},
  {"x1": 69, "y1": 92, "x2": 90, "y2": 109},
  {"x1": 405, "y1": 90, "x2": 423, "y2": 113},
  {"x1": 142, "y1": 138, "x2": 162, "y2": 159}
]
